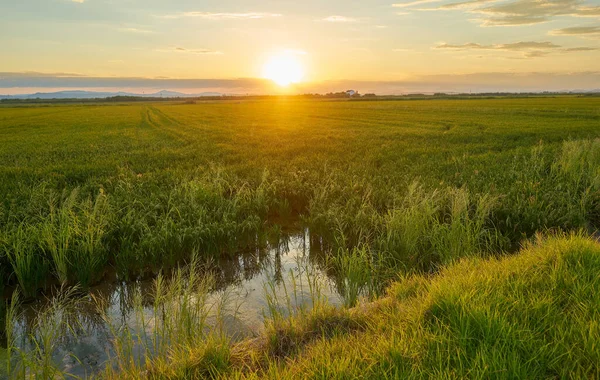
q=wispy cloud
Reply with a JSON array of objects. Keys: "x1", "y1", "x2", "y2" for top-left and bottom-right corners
[
  {"x1": 563, "y1": 46, "x2": 598, "y2": 51},
  {"x1": 478, "y1": 0, "x2": 600, "y2": 26},
  {"x1": 3, "y1": 72, "x2": 600, "y2": 94},
  {"x1": 437, "y1": 41, "x2": 561, "y2": 50},
  {"x1": 550, "y1": 25, "x2": 600, "y2": 38},
  {"x1": 392, "y1": 0, "x2": 442, "y2": 8},
  {"x1": 161, "y1": 12, "x2": 282, "y2": 20},
  {"x1": 156, "y1": 47, "x2": 223, "y2": 55},
  {"x1": 439, "y1": 0, "x2": 498, "y2": 10},
  {"x1": 421, "y1": 0, "x2": 600, "y2": 26},
  {"x1": 71, "y1": 0, "x2": 85, "y2": 3},
  {"x1": 436, "y1": 40, "x2": 597, "y2": 58},
  {"x1": 322, "y1": 15, "x2": 359, "y2": 22}
]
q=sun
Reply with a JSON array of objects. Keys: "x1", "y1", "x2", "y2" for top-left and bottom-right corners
[{"x1": 262, "y1": 53, "x2": 304, "y2": 87}]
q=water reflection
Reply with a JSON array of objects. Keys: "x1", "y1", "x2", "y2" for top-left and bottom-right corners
[{"x1": 5, "y1": 230, "x2": 342, "y2": 377}]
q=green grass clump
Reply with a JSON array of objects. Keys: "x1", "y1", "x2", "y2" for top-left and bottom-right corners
[
  {"x1": 333, "y1": 246, "x2": 384, "y2": 307},
  {"x1": 378, "y1": 184, "x2": 504, "y2": 271},
  {"x1": 41, "y1": 188, "x2": 111, "y2": 287},
  {"x1": 1, "y1": 225, "x2": 50, "y2": 299},
  {"x1": 110, "y1": 168, "x2": 277, "y2": 278},
  {"x1": 269, "y1": 233, "x2": 600, "y2": 379}
]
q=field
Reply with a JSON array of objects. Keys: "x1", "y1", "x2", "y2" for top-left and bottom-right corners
[{"x1": 1, "y1": 97, "x2": 600, "y2": 377}]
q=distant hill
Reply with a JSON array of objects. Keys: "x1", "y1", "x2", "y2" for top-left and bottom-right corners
[{"x1": 0, "y1": 90, "x2": 223, "y2": 100}]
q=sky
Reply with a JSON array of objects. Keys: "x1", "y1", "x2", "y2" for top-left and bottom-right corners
[{"x1": 1, "y1": 0, "x2": 600, "y2": 94}]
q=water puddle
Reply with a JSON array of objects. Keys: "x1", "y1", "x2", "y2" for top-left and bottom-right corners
[{"x1": 3, "y1": 230, "x2": 343, "y2": 377}]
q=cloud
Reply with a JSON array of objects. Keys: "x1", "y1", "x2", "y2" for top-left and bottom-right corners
[
  {"x1": 3, "y1": 72, "x2": 600, "y2": 94},
  {"x1": 563, "y1": 46, "x2": 598, "y2": 51},
  {"x1": 71, "y1": 0, "x2": 85, "y2": 3},
  {"x1": 436, "y1": 40, "x2": 597, "y2": 58},
  {"x1": 524, "y1": 50, "x2": 550, "y2": 58},
  {"x1": 301, "y1": 72, "x2": 600, "y2": 93},
  {"x1": 322, "y1": 15, "x2": 358, "y2": 22},
  {"x1": 439, "y1": 0, "x2": 499, "y2": 10},
  {"x1": 162, "y1": 12, "x2": 282, "y2": 20},
  {"x1": 436, "y1": 41, "x2": 561, "y2": 50},
  {"x1": 156, "y1": 47, "x2": 223, "y2": 55},
  {"x1": 423, "y1": 0, "x2": 600, "y2": 26},
  {"x1": 477, "y1": 0, "x2": 600, "y2": 26},
  {"x1": 551, "y1": 25, "x2": 600, "y2": 38},
  {"x1": 392, "y1": 0, "x2": 442, "y2": 8},
  {"x1": 0, "y1": 73, "x2": 272, "y2": 92}
]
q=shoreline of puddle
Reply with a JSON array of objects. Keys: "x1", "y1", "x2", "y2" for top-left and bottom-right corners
[{"x1": 2, "y1": 229, "x2": 344, "y2": 377}]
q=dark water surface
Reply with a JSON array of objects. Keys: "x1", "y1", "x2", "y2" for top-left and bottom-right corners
[{"x1": 2, "y1": 230, "x2": 343, "y2": 377}]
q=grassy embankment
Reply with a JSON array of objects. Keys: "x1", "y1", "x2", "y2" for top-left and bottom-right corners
[{"x1": 96, "y1": 233, "x2": 600, "y2": 379}]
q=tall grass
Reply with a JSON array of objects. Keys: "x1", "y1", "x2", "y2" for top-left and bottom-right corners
[
  {"x1": 2, "y1": 225, "x2": 49, "y2": 299},
  {"x1": 380, "y1": 182, "x2": 440, "y2": 269},
  {"x1": 111, "y1": 168, "x2": 277, "y2": 279},
  {"x1": 553, "y1": 138, "x2": 600, "y2": 225},
  {"x1": 2, "y1": 137, "x2": 600, "y2": 298},
  {"x1": 1, "y1": 98, "x2": 600, "y2": 377},
  {"x1": 333, "y1": 246, "x2": 384, "y2": 307},
  {"x1": 40, "y1": 188, "x2": 111, "y2": 287},
  {"x1": 429, "y1": 188, "x2": 501, "y2": 264},
  {"x1": 499, "y1": 139, "x2": 600, "y2": 240}
]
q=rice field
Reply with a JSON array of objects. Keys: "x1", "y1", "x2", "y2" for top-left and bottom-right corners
[{"x1": 1, "y1": 96, "x2": 599, "y2": 377}]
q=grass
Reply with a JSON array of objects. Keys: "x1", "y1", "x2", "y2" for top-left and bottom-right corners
[
  {"x1": 1, "y1": 98, "x2": 599, "y2": 293},
  {"x1": 114, "y1": 233, "x2": 600, "y2": 379},
  {"x1": 332, "y1": 246, "x2": 384, "y2": 308},
  {"x1": 1, "y1": 224, "x2": 50, "y2": 299},
  {"x1": 0, "y1": 97, "x2": 599, "y2": 376},
  {"x1": 41, "y1": 188, "x2": 111, "y2": 287}
]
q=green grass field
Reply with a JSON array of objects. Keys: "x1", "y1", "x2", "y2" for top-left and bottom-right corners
[{"x1": 1, "y1": 97, "x2": 600, "y2": 377}]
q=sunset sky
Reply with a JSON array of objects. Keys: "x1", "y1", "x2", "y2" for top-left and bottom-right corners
[{"x1": 1, "y1": 0, "x2": 600, "y2": 94}]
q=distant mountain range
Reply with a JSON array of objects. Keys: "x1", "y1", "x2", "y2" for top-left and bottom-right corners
[{"x1": 0, "y1": 90, "x2": 223, "y2": 100}]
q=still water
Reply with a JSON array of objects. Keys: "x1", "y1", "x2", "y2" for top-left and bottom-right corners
[{"x1": 4, "y1": 230, "x2": 343, "y2": 377}]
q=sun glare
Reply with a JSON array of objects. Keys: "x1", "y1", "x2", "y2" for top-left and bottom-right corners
[{"x1": 262, "y1": 53, "x2": 304, "y2": 87}]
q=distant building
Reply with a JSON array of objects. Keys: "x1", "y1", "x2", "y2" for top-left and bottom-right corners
[{"x1": 346, "y1": 90, "x2": 357, "y2": 97}]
